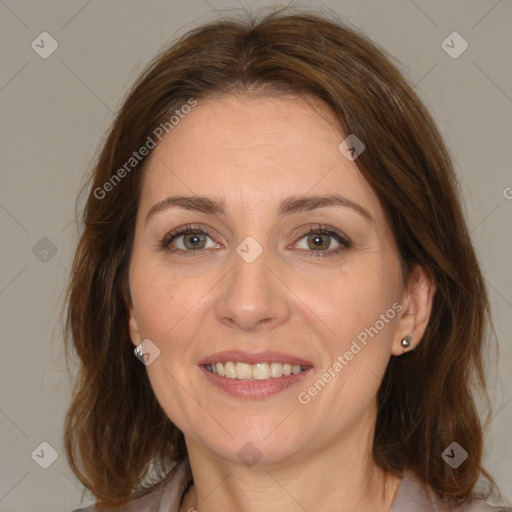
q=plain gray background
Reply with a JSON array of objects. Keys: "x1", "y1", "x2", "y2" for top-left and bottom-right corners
[{"x1": 0, "y1": 1, "x2": 510, "y2": 510}]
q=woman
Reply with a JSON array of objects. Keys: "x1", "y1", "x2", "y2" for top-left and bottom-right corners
[{"x1": 65, "y1": 7, "x2": 511, "y2": 512}]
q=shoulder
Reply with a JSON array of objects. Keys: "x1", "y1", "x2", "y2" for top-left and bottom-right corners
[
  {"x1": 390, "y1": 470, "x2": 511, "y2": 512},
  {"x1": 463, "y1": 501, "x2": 512, "y2": 512},
  {"x1": 69, "y1": 458, "x2": 192, "y2": 512}
]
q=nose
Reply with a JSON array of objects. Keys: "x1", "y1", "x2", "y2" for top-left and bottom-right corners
[{"x1": 215, "y1": 244, "x2": 291, "y2": 332}]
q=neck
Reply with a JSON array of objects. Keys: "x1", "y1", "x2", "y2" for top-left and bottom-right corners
[{"x1": 180, "y1": 410, "x2": 401, "y2": 512}]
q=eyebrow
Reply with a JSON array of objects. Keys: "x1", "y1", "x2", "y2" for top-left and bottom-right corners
[{"x1": 145, "y1": 194, "x2": 374, "y2": 226}]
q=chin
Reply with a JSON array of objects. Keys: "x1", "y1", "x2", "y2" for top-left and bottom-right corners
[{"x1": 200, "y1": 422, "x2": 311, "y2": 468}]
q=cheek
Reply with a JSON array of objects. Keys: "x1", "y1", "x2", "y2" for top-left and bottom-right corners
[
  {"x1": 318, "y1": 265, "x2": 399, "y2": 342},
  {"x1": 309, "y1": 265, "x2": 401, "y2": 413},
  {"x1": 144, "y1": 365, "x2": 198, "y2": 438},
  {"x1": 129, "y1": 258, "x2": 202, "y2": 344}
]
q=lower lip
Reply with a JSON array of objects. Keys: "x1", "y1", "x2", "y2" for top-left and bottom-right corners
[{"x1": 200, "y1": 365, "x2": 312, "y2": 399}]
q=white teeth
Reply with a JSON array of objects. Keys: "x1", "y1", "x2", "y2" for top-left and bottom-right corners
[
  {"x1": 236, "y1": 362, "x2": 253, "y2": 380},
  {"x1": 224, "y1": 361, "x2": 237, "y2": 379},
  {"x1": 206, "y1": 362, "x2": 308, "y2": 380},
  {"x1": 270, "y1": 362, "x2": 284, "y2": 378},
  {"x1": 252, "y1": 363, "x2": 270, "y2": 380}
]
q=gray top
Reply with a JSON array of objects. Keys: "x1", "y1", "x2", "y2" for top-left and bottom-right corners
[{"x1": 72, "y1": 459, "x2": 510, "y2": 511}]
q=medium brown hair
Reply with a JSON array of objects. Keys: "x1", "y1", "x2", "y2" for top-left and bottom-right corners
[{"x1": 64, "y1": 6, "x2": 503, "y2": 509}]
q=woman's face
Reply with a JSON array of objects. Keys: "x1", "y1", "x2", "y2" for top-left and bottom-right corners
[{"x1": 127, "y1": 94, "x2": 421, "y2": 465}]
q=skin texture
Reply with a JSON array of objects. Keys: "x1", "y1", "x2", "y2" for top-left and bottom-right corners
[{"x1": 127, "y1": 94, "x2": 436, "y2": 512}]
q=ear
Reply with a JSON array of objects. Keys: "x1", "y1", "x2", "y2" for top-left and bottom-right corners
[
  {"x1": 127, "y1": 304, "x2": 142, "y2": 347},
  {"x1": 123, "y1": 274, "x2": 141, "y2": 347},
  {"x1": 391, "y1": 263, "x2": 436, "y2": 356}
]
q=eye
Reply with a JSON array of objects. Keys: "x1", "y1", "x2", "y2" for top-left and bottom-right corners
[
  {"x1": 293, "y1": 225, "x2": 351, "y2": 257},
  {"x1": 159, "y1": 225, "x2": 221, "y2": 255},
  {"x1": 159, "y1": 223, "x2": 351, "y2": 258}
]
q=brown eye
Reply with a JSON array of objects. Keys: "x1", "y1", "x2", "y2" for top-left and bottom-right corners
[
  {"x1": 294, "y1": 226, "x2": 351, "y2": 257},
  {"x1": 180, "y1": 232, "x2": 208, "y2": 250},
  {"x1": 159, "y1": 225, "x2": 221, "y2": 256},
  {"x1": 306, "y1": 233, "x2": 331, "y2": 250}
]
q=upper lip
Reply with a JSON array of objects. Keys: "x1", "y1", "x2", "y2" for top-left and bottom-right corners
[{"x1": 198, "y1": 350, "x2": 313, "y2": 367}]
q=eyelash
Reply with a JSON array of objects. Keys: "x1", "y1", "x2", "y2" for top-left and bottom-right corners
[{"x1": 158, "y1": 224, "x2": 351, "y2": 258}]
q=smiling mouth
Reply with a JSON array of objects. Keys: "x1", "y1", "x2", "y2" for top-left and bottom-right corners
[{"x1": 205, "y1": 361, "x2": 310, "y2": 381}]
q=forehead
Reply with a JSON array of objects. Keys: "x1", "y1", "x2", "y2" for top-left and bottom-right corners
[{"x1": 140, "y1": 94, "x2": 383, "y2": 223}]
